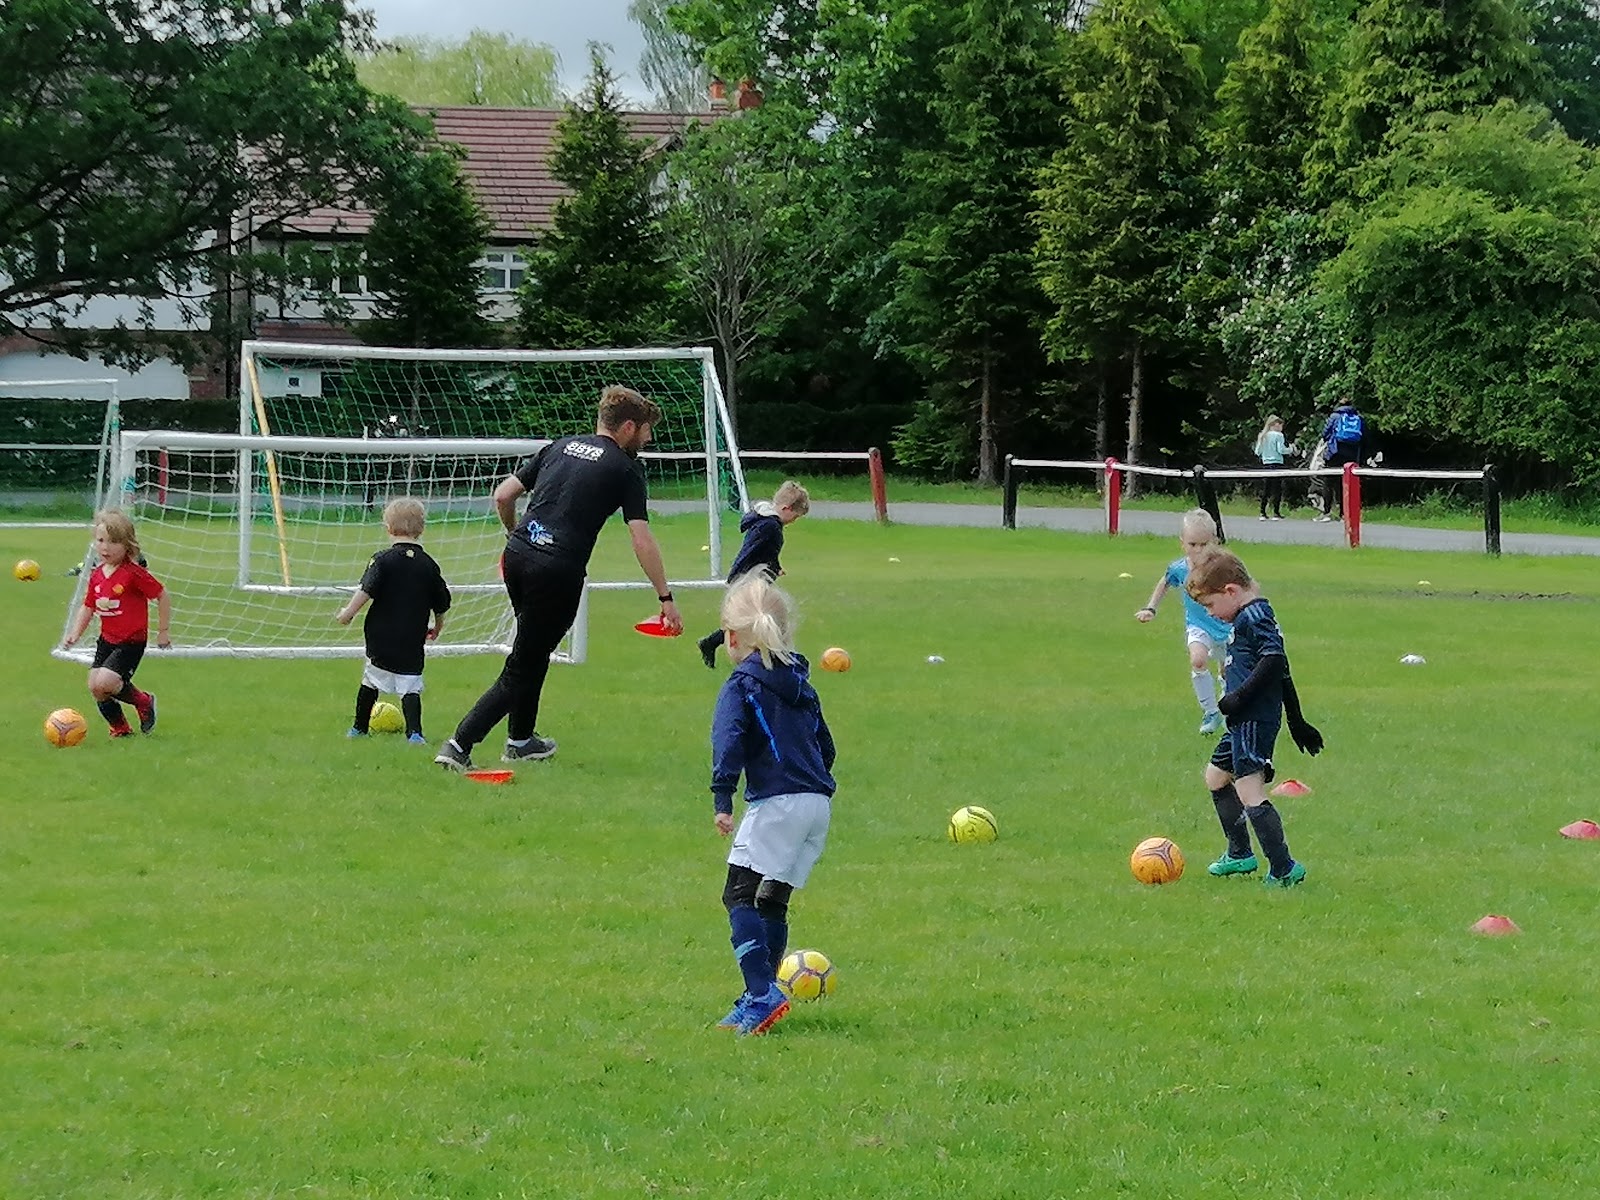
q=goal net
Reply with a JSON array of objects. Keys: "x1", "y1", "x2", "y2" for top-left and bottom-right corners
[
  {"x1": 0, "y1": 378, "x2": 119, "y2": 525},
  {"x1": 53, "y1": 343, "x2": 747, "y2": 663}
]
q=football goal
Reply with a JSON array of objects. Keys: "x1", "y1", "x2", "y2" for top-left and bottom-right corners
[
  {"x1": 53, "y1": 342, "x2": 747, "y2": 663},
  {"x1": 0, "y1": 377, "x2": 119, "y2": 526}
]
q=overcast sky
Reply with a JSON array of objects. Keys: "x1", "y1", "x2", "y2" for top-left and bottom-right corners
[{"x1": 361, "y1": 0, "x2": 651, "y2": 99}]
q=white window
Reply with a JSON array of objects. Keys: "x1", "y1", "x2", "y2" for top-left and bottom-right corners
[
  {"x1": 480, "y1": 250, "x2": 528, "y2": 292},
  {"x1": 309, "y1": 246, "x2": 368, "y2": 298}
]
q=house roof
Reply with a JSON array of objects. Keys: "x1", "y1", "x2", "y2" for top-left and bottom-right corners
[{"x1": 282, "y1": 106, "x2": 715, "y2": 242}]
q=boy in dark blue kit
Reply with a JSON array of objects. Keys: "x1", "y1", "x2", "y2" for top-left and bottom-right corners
[
  {"x1": 1186, "y1": 549, "x2": 1324, "y2": 887},
  {"x1": 697, "y1": 480, "x2": 809, "y2": 669},
  {"x1": 708, "y1": 572, "x2": 835, "y2": 1036}
]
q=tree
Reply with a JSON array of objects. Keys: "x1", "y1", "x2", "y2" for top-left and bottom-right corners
[
  {"x1": 516, "y1": 49, "x2": 676, "y2": 349},
  {"x1": 1526, "y1": 0, "x2": 1600, "y2": 145},
  {"x1": 666, "y1": 115, "x2": 824, "y2": 429},
  {"x1": 0, "y1": 0, "x2": 428, "y2": 364},
  {"x1": 362, "y1": 147, "x2": 494, "y2": 349},
  {"x1": 1034, "y1": 0, "x2": 1211, "y2": 476},
  {"x1": 355, "y1": 30, "x2": 561, "y2": 108},
  {"x1": 630, "y1": 0, "x2": 707, "y2": 111},
  {"x1": 876, "y1": 0, "x2": 1065, "y2": 483}
]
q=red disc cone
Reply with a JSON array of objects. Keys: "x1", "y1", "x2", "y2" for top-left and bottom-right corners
[
  {"x1": 1559, "y1": 819, "x2": 1600, "y2": 840},
  {"x1": 1471, "y1": 914, "x2": 1520, "y2": 936},
  {"x1": 1271, "y1": 779, "x2": 1312, "y2": 798}
]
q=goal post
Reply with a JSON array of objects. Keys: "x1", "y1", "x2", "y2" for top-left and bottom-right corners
[{"x1": 51, "y1": 343, "x2": 748, "y2": 663}]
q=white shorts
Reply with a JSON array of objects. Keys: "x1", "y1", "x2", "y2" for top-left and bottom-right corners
[
  {"x1": 362, "y1": 660, "x2": 424, "y2": 696},
  {"x1": 1184, "y1": 627, "x2": 1225, "y2": 664},
  {"x1": 727, "y1": 792, "x2": 832, "y2": 888}
]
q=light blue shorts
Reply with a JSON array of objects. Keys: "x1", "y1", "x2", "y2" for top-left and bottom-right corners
[{"x1": 728, "y1": 791, "x2": 832, "y2": 887}]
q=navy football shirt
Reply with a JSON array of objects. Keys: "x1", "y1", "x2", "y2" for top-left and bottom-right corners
[{"x1": 1223, "y1": 597, "x2": 1286, "y2": 724}]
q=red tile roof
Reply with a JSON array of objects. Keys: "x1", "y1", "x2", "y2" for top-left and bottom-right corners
[{"x1": 283, "y1": 107, "x2": 716, "y2": 242}]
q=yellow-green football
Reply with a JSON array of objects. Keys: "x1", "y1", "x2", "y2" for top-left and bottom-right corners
[
  {"x1": 369, "y1": 701, "x2": 405, "y2": 733},
  {"x1": 947, "y1": 805, "x2": 998, "y2": 844},
  {"x1": 14, "y1": 559, "x2": 41, "y2": 581},
  {"x1": 777, "y1": 949, "x2": 838, "y2": 1001}
]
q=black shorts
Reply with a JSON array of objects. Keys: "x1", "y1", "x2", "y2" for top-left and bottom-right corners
[
  {"x1": 1209, "y1": 720, "x2": 1279, "y2": 782},
  {"x1": 92, "y1": 638, "x2": 146, "y2": 682}
]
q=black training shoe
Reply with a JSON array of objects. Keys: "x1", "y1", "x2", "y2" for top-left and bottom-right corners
[
  {"x1": 501, "y1": 733, "x2": 557, "y2": 763},
  {"x1": 434, "y1": 740, "x2": 475, "y2": 772},
  {"x1": 698, "y1": 636, "x2": 718, "y2": 670}
]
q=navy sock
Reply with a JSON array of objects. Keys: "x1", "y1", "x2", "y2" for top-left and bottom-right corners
[
  {"x1": 1246, "y1": 802, "x2": 1294, "y2": 877},
  {"x1": 96, "y1": 698, "x2": 126, "y2": 728},
  {"x1": 763, "y1": 918, "x2": 789, "y2": 974},
  {"x1": 728, "y1": 905, "x2": 774, "y2": 997},
  {"x1": 1210, "y1": 785, "x2": 1251, "y2": 858},
  {"x1": 401, "y1": 693, "x2": 422, "y2": 738},
  {"x1": 353, "y1": 685, "x2": 378, "y2": 733}
]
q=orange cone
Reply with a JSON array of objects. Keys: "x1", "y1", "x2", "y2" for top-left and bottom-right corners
[
  {"x1": 1270, "y1": 779, "x2": 1312, "y2": 798},
  {"x1": 1471, "y1": 914, "x2": 1520, "y2": 936},
  {"x1": 1559, "y1": 819, "x2": 1600, "y2": 840}
]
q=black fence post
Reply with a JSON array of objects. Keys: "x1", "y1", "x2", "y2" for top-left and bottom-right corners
[
  {"x1": 1192, "y1": 464, "x2": 1226, "y2": 544},
  {"x1": 1002, "y1": 454, "x2": 1018, "y2": 530},
  {"x1": 1483, "y1": 464, "x2": 1501, "y2": 556}
]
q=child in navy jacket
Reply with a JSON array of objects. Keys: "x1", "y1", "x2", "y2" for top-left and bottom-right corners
[
  {"x1": 707, "y1": 571, "x2": 835, "y2": 1036},
  {"x1": 697, "y1": 480, "x2": 809, "y2": 668}
]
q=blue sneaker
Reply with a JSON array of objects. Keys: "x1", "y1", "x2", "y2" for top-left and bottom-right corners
[
  {"x1": 406, "y1": 732, "x2": 427, "y2": 745},
  {"x1": 715, "y1": 993, "x2": 752, "y2": 1030},
  {"x1": 1199, "y1": 712, "x2": 1224, "y2": 736},
  {"x1": 346, "y1": 727, "x2": 367, "y2": 738},
  {"x1": 1264, "y1": 861, "x2": 1307, "y2": 888},
  {"x1": 735, "y1": 984, "x2": 790, "y2": 1037}
]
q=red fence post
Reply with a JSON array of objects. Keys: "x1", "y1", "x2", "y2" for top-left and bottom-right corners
[
  {"x1": 867, "y1": 447, "x2": 888, "y2": 523},
  {"x1": 1343, "y1": 462, "x2": 1361, "y2": 548},
  {"x1": 1104, "y1": 457, "x2": 1122, "y2": 536},
  {"x1": 157, "y1": 449, "x2": 169, "y2": 508}
]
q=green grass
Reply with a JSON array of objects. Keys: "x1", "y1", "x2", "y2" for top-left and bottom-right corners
[{"x1": 6, "y1": 521, "x2": 1600, "y2": 1198}]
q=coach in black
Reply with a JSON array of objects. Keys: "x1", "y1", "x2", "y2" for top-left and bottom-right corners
[{"x1": 435, "y1": 385, "x2": 683, "y2": 772}]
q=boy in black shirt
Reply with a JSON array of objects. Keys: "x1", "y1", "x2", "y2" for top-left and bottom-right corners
[
  {"x1": 1186, "y1": 549, "x2": 1324, "y2": 888},
  {"x1": 336, "y1": 497, "x2": 452, "y2": 742}
]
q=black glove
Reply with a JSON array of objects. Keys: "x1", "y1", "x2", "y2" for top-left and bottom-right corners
[
  {"x1": 1217, "y1": 690, "x2": 1240, "y2": 717},
  {"x1": 1288, "y1": 718, "x2": 1323, "y2": 756}
]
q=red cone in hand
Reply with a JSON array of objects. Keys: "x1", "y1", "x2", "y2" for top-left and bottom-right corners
[
  {"x1": 1559, "y1": 819, "x2": 1600, "y2": 840},
  {"x1": 1471, "y1": 914, "x2": 1520, "y2": 936}
]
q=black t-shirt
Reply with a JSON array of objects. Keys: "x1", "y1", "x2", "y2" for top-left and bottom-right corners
[
  {"x1": 506, "y1": 433, "x2": 649, "y2": 568},
  {"x1": 359, "y1": 542, "x2": 452, "y2": 674}
]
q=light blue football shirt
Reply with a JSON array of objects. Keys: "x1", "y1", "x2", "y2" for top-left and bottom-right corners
[{"x1": 1164, "y1": 557, "x2": 1234, "y2": 643}]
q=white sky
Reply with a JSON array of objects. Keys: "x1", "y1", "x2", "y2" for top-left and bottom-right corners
[{"x1": 360, "y1": 0, "x2": 651, "y2": 100}]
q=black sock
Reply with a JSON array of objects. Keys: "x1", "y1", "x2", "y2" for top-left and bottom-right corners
[
  {"x1": 1246, "y1": 801, "x2": 1294, "y2": 877},
  {"x1": 97, "y1": 698, "x2": 125, "y2": 728},
  {"x1": 353, "y1": 685, "x2": 378, "y2": 733},
  {"x1": 1211, "y1": 786, "x2": 1252, "y2": 858},
  {"x1": 401, "y1": 693, "x2": 422, "y2": 738}
]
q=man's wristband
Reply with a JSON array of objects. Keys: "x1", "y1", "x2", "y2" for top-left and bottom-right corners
[{"x1": 658, "y1": 592, "x2": 674, "y2": 602}]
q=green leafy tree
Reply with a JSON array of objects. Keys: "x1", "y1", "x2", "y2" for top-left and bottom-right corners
[
  {"x1": 1034, "y1": 0, "x2": 1210, "y2": 475},
  {"x1": 631, "y1": 0, "x2": 707, "y2": 112},
  {"x1": 877, "y1": 0, "x2": 1065, "y2": 482},
  {"x1": 355, "y1": 31, "x2": 561, "y2": 107},
  {"x1": 362, "y1": 147, "x2": 494, "y2": 349},
  {"x1": 1322, "y1": 102, "x2": 1600, "y2": 483},
  {"x1": 666, "y1": 115, "x2": 824, "y2": 429},
  {"x1": 1525, "y1": 0, "x2": 1600, "y2": 145},
  {"x1": 516, "y1": 49, "x2": 676, "y2": 349},
  {"x1": 0, "y1": 0, "x2": 427, "y2": 364}
]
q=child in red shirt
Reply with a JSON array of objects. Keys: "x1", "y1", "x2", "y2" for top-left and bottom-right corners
[{"x1": 62, "y1": 510, "x2": 172, "y2": 738}]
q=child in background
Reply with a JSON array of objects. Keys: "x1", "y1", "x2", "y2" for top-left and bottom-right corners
[
  {"x1": 1135, "y1": 509, "x2": 1234, "y2": 735},
  {"x1": 1186, "y1": 548, "x2": 1323, "y2": 886},
  {"x1": 697, "y1": 480, "x2": 809, "y2": 669},
  {"x1": 336, "y1": 497, "x2": 452, "y2": 743},
  {"x1": 61, "y1": 510, "x2": 171, "y2": 738},
  {"x1": 708, "y1": 572, "x2": 836, "y2": 1037},
  {"x1": 1254, "y1": 415, "x2": 1288, "y2": 521}
]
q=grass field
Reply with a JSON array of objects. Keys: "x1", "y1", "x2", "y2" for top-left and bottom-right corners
[{"x1": 5, "y1": 517, "x2": 1600, "y2": 1199}]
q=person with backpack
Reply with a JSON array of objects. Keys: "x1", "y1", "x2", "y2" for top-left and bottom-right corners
[{"x1": 1316, "y1": 399, "x2": 1368, "y2": 522}]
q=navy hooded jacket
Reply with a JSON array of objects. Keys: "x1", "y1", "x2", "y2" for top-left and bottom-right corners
[
  {"x1": 726, "y1": 503, "x2": 784, "y2": 582},
  {"x1": 710, "y1": 652, "x2": 836, "y2": 815}
]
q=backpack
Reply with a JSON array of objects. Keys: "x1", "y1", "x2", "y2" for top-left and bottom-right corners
[{"x1": 1332, "y1": 410, "x2": 1364, "y2": 445}]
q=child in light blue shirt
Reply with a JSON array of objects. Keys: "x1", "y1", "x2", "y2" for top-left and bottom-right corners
[
  {"x1": 1254, "y1": 415, "x2": 1288, "y2": 520},
  {"x1": 1135, "y1": 509, "x2": 1235, "y2": 735}
]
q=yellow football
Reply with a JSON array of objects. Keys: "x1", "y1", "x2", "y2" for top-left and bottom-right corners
[
  {"x1": 44, "y1": 707, "x2": 89, "y2": 748},
  {"x1": 948, "y1": 805, "x2": 998, "y2": 844},
  {"x1": 369, "y1": 700, "x2": 405, "y2": 733},
  {"x1": 820, "y1": 646, "x2": 851, "y2": 672},
  {"x1": 1130, "y1": 836, "x2": 1185, "y2": 885},
  {"x1": 14, "y1": 559, "x2": 41, "y2": 581}
]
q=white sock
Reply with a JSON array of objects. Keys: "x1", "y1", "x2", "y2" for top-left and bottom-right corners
[
  {"x1": 507, "y1": 736, "x2": 530, "y2": 748},
  {"x1": 1191, "y1": 668, "x2": 1219, "y2": 714}
]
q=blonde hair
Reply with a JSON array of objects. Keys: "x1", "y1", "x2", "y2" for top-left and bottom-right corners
[
  {"x1": 383, "y1": 496, "x2": 426, "y2": 538},
  {"x1": 1180, "y1": 508, "x2": 1218, "y2": 542},
  {"x1": 721, "y1": 571, "x2": 798, "y2": 668},
  {"x1": 94, "y1": 508, "x2": 140, "y2": 562},
  {"x1": 1186, "y1": 547, "x2": 1253, "y2": 598},
  {"x1": 1255, "y1": 414, "x2": 1283, "y2": 454},
  {"x1": 773, "y1": 479, "x2": 810, "y2": 515},
  {"x1": 598, "y1": 385, "x2": 663, "y2": 431}
]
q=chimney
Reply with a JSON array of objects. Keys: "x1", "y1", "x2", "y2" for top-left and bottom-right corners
[
  {"x1": 735, "y1": 78, "x2": 762, "y2": 110},
  {"x1": 709, "y1": 78, "x2": 729, "y2": 109}
]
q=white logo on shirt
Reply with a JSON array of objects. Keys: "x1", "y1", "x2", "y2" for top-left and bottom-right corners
[{"x1": 563, "y1": 442, "x2": 604, "y2": 462}]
